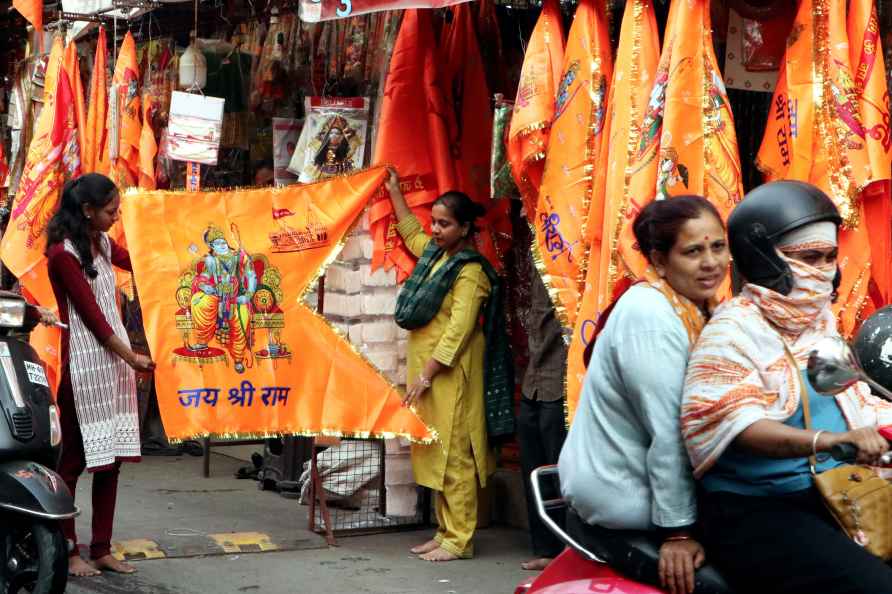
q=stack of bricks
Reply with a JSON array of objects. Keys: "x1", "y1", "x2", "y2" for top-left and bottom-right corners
[{"x1": 322, "y1": 210, "x2": 418, "y2": 517}]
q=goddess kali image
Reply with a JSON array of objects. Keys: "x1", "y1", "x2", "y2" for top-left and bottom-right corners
[{"x1": 298, "y1": 114, "x2": 363, "y2": 183}]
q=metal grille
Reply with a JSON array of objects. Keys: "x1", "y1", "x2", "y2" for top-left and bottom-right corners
[
  {"x1": 11, "y1": 411, "x2": 34, "y2": 440},
  {"x1": 307, "y1": 438, "x2": 429, "y2": 536}
]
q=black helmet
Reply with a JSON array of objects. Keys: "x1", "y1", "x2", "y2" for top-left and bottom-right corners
[
  {"x1": 854, "y1": 306, "x2": 892, "y2": 395},
  {"x1": 727, "y1": 181, "x2": 841, "y2": 295}
]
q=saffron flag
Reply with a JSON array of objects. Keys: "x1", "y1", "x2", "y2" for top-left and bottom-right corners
[
  {"x1": 533, "y1": 0, "x2": 612, "y2": 329},
  {"x1": 565, "y1": 0, "x2": 660, "y2": 422},
  {"x1": 0, "y1": 36, "x2": 75, "y2": 309},
  {"x1": 122, "y1": 167, "x2": 432, "y2": 441},
  {"x1": 107, "y1": 32, "x2": 141, "y2": 190},
  {"x1": 756, "y1": 0, "x2": 873, "y2": 335},
  {"x1": 62, "y1": 40, "x2": 87, "y2": 173},
  {"x1": 439, "y1": 4, "x2": 507, "y2": 269},
  {"x1": 507, "y1": 0, "x2": 565, "y2": 221},
  {"x1": 848, "y1": 0, "x2": 892, "y2": 308},
  {"x1": 138, "y1": 95, "x2": 157, "y2": 190},
  {"x1": 370, "y1": 9, "x2": 453, "y2": 281},
  {"x1": 84, "y1": 26, "x2": 109, "y2": 175},
  {"x1": 13, "y1": 0, "x2": 42, "y2": 52}
]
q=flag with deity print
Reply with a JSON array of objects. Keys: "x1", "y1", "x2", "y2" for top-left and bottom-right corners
[
  {"x1": 757, "y1": 0, "x2": 876, "y2": 336},
  {"x1": 121, "y1": 166, "x2": 433, "y2": 442},
  {"x1": 533, "y1": 0, "x2": 612, "y2": 330},
  {"x1": 565, "y1": 0, "x2": 659, "y2": 422}
]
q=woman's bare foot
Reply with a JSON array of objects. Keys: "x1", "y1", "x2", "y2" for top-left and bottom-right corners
[
  {"x1": 521, "y1": 557, "x2": 553, "y2": 571},
  {"x1": 91, "y1": 554, "x2": 136, "y2": 574},
  {"x1": 69, "y1": 556, "x2": 101, "y2": 577},
  {"x1": 410, "y1": 539, "x2": 439, "y2": 555},
  {"x1": 419, "y1": 547, "x2": 460, "y2": 562}
]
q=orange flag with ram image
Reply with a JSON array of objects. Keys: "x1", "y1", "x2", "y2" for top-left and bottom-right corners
[
  {"x1": 533, "y1": 0, "x2": 612, "y2": 330},
  {"x1": 757, "y1": 0, "x2": 874, "y2": 336},
  {"x1": 84, "y1": 26, "x2": 109, "y2": 175},
  {"x1": 121, "y1": 166, "x2": 432, "y2": 441},
  {"x1": 507, "y1": 0, "x2": 565, "y2": 221},
  {"x1": 566, "y1": 0, "x2": 659, "y2": 422},
  {"x1": 848, "y1": 0, "x2": 892, "y2": 309}
]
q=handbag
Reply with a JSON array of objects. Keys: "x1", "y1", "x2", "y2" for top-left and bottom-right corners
[{"x1": 786, "y1": 345, "x2": 892, "y2": 560}]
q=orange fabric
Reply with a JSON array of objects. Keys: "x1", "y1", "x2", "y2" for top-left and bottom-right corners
[
  {"x1": 370, "y1": 9, "x2": 451, "y2": 282},
  {"x1": 756, "y1": 0, "x2": 875, "y2": 336},
  {"x1": 84, "y1": 26, "x2": 109, "y2": 175},
  {"x1": 138, "y1": 95, "x2": 157, "y2": 190},
  {"x1": 0, "y1": 37, "x2": 70, "y2": 309},
  {"x1": 122, "y1": 166, "x2": 432, "y2": 441},
  {"x1": 62, "y1": 41, "x2": 87, "y2": 173},
  {"x1": 566, "y1": 0, "x2": 660, "y2": 422},
  {"x1": 107, "y1": 32, "x2": 141, "y2": 190},
  {"x1": 440, "y1": 4, "x2": 505, "y2": 270},
  {"x1": 507, "y1": 0, "x2": 565, "y2": 222},
  {"x1": 533, "y1": 0, "x2": 612, "y2": 329},
  {"x1": 849, "y1": 0, "x2": 891, "y2": 308},
  {"x1": 13, "y1": 0, "x2": 42, "y2": 52}
]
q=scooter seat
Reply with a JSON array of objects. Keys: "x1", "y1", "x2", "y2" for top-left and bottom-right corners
[{"x1": 566, "y1": 509, "x2": 735, "y2": 594}]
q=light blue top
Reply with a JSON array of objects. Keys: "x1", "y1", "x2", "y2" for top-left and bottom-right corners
[
  {"x1": 701, "y1": 372, "x2": 847, "y2": 496},
  {"x1": 559, "y1": 284, "x2": 697, "y2": 531}
]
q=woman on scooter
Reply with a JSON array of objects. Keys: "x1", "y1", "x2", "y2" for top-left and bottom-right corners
[
  {"x1": 45, "y1": 173, "x2": 155, "y2": 578},
  {"x1": 559, "y1": 195, "x2": 730, "y2": 594},
  {"x1": 681, "y1": 181, "x2": 892, "y2": 594}
]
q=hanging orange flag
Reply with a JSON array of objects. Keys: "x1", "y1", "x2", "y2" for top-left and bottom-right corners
[
  {"x1": 566, "y1": 0, "x2": 660, "y2": 422},
  {"x1": 507, "y1": 0, "x2": 565, "y2": 221},
  {"x1": 84, "y1": 26, "x2": 109, "y2": 175},
  {"x1": 439, "y1": 4, "x2": 506, "y2": 269},
  {"x1": 138, "y1": 96, "x2": 157, "y2": 190},
  {"x1": 107, "y1": 32, "x2": 141, "y2": 190},
  {"x1": 0, "y1": 36, "x2": 76, "y2": 309},
  {"x1": 121, "y1": 166, "x2": 433, "y2": 442},
  {"x1": 757, "y1": 0, "x2": 873, "y2": 335},
  {"x1": 62, "y1": 40, "x2": 87, "y2": 172},
  {"x1": 13, "y1": 0, "x2": 42, "y2": 52},
  {"x1": 848, "y1": 0, "x2": 892, "y2": 308},
  {"x1": 533, "y1": 0, "x2": 612, "y2": 329},
  {"x1": 371, "y1": 9, "x2": 453, "y2": 281}
]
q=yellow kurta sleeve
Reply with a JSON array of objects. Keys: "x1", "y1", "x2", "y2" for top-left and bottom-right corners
[
  {"x1": 432, "y1": 263, "x2": 491, "y2": 367},
  {"x1": 395, "y1": 214, "x2": 432, "y2": 258}
]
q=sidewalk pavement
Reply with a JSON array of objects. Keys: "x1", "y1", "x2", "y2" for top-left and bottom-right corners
[{"x1": 65, "y1": 452, "x2": 532, "y2": 594}]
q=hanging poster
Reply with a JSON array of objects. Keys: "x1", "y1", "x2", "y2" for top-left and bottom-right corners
[
  {"x1": 272, "y1": 117, "x2": 302, "y2": 186},
  {"x1": 120, "y1": 166, "x2": 433, "y2": 442},
  {"x1": 166, "y1": 91, "x2": 225, "y2": 166},
  {"x1": 287, "y1": 97, "x2": 369, "y2": 184}
]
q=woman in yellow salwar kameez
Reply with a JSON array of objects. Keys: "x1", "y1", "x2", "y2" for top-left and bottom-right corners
[{"x1": 386, "y1": 170, "x2": 515, "y2": 562}]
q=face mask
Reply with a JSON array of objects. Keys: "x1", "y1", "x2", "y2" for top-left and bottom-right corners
[{"x1": 779, "y1": 252, "x2": 835, "y2": 297}]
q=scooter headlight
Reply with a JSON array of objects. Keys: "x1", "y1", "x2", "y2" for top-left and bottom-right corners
[
  {"x1": 0, "y1": 298, "x2": 26, "y2": 328},
  {"x1": 49, "y1": 404, "x2": 62, "y2": 447}
]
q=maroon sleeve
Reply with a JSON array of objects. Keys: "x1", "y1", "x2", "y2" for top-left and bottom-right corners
[
  {"x1": 47, "y1": 248, "x2": 115, "y2": 343},
  {"x1": 109, "y1": 238, "x2": 132, "y2": 272}
]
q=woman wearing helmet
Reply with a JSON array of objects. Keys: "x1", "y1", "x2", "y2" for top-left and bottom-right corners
[{"x1": 681, "y1": 181, "x2": 892, "y2": 593}]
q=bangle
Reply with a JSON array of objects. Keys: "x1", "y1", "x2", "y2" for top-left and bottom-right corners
[
  {"x1": 812, "y1": 430, "x2": 826, "y2": 458},
  {"x1": 418, "y1": 375, "x2": 432, "y2": 389},
  {"x1": 664, "y1": 535, "x2": 692, "y2": 542}
]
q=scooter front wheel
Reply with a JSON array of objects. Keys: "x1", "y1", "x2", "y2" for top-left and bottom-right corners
[{"x1": 0, "y1": 519, "x2": 68, "y2": 594}]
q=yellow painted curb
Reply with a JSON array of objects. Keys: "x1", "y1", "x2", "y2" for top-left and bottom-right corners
[
  {"x1": 111, "y1": 539, "x2": 166, "y2": 561},
  {"x1": 208, "y1": 532, "x2": 279, "y2": 554}
]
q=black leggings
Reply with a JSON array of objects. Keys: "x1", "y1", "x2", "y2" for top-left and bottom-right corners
[{"x1": 700, "y1": 488, "x2": 892, "y2": 594}]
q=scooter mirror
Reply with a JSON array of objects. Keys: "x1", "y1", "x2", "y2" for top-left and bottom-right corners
[{"x1": 808, "y1": 336, "x2": 892, "y2": 401}]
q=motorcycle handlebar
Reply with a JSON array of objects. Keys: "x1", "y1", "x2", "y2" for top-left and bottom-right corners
[{"x1": 830, "y1": 443, "x2": 892, "y2": 465}]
